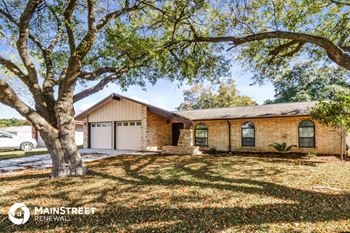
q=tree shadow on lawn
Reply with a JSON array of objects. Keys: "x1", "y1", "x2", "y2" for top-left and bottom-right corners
[
  {"x1": 227, "y1": 152, "x2": 331, "y2": 167},
  {"x1": 1, "y1": 156, "x2": 350, "y2": 232}
]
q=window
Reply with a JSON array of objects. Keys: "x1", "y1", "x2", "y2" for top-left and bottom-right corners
[
  {"x1": 195, "y1": 123, "x2": 208, "y2": 146},
  {"x1": 0, "y1": 132, "x2": 12, "y2": 138},
  {"x1": 242, "y1": 122, "x2": 255, "y2": 147},
  {"x1": 116, "y1": 121, "x2": 141, "y2": 126},
  {"x1": 299, "y1": 120, "x2": 315, "y2": 148}
]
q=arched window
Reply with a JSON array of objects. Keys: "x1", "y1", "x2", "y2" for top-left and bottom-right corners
[
  {"x1": 298, "y1": 120, "x2": 315, "y2": 148},
  {"x1": 242, "y1": 122, "x2": 255, "y2": 147},
  {"x1": 195, "y1": 123, "x2": 208, "y2": 146}
]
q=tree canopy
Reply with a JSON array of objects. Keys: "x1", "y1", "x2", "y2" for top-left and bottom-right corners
[
  {"x1": 311, "y1": 90, "x2": 350, "y2": 132},
  {"x1": 265, "y1": 63, "x2": 350, "y2": 104},
  {"x1": 177, "y1": 78, "x2": 256, "y2": 110},
  {"x1": 189, "y1": 0, "x2": 350, "y2": 82},
  {"x1": 311, "y1": 89, "x2": 350, "y2": 159}
]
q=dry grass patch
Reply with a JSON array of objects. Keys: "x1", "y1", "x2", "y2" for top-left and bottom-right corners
[{"x1": 0, "y1": 154, "x2": 350, "y2": 232}]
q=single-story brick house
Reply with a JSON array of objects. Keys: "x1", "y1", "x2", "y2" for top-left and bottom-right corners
[{"x1": 76, "y1": 93, "x2": 349, "y2": 155}]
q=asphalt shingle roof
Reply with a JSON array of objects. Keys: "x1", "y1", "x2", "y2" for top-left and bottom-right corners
[{"x1": 175, "y1": 101, "x2": 317, "y2": 120}]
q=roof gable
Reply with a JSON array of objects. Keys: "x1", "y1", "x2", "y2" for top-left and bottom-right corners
[{"x1": 75, "y1": 93, "x2": 191, "y2": 121}]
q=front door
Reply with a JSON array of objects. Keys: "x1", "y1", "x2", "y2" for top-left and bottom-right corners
[{"x1": 172, "y1": 123, "x2": 184, "y2": 146}]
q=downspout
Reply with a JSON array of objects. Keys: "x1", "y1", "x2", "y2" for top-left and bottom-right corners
[
  {"x1": 87, "y1": 115, "x2": 91, "y2": 149},
  {"x1": 227, "y1": 120, "x2": 231, "y2": 152}
]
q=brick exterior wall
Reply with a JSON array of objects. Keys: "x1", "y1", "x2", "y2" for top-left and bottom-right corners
[
  {"x1": 193, "y1": 116, "x2": 344, "y2": 155},
  {"x1": 178, "y1": 128, "x2": 193, "y2": 147},
  {"x1": 82, "y1": 104, "x2": 347, "y2": 155},
  {"x1": 146, "y1": 111, "x2": 172, "y2": 150}
]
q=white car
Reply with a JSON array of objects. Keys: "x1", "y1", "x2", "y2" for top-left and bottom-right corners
[{"x1": 0, "y1": 131, "x2": 37, "y2": 151}]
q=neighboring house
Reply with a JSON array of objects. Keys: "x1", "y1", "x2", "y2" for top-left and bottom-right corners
[
  {"x1": 34, "y1": 121, "x2": 84, "y2": 147},
  {"x1": 76, "y1": 93, "x2": 349, "y2": 155}
]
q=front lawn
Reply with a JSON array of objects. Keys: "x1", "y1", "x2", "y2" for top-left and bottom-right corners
[
  {"x1": 0, "y1": 145, "x2": 84, "y2": 160},
  {"x1": 0, "y1": 154, "x2": 349, "y2": 232},
  {"x1": 0, "y1": 148, "x2": 48, "y2": 160}
]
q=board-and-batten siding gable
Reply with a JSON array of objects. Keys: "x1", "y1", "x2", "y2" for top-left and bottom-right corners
[{"x1": 88, "y1": 99, "x2": 143, "y2": 122}]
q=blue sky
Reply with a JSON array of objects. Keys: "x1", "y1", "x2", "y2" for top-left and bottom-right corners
[{"x1": 0, "y1": 63, "x2": 275, "y2": 119}]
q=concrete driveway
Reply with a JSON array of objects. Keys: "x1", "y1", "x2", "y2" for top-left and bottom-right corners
[{"x1": 0, "y1": 149, "x2": 157, "y2": 175}]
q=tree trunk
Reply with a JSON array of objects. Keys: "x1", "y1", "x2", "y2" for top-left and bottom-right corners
[
  {"x1": 39, "y1": 97, "x2": 87, "y2": 178},
  {"x1": 40, "y1": 126, "x2": 87, "y2": 178},
  {"x1": 341, "y1": 135, "x2": 344, "y2": 161}
]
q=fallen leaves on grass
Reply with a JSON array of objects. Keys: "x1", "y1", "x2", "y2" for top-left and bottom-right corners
[{"x1": 0, "y1": 155, "x2": 349, "y2": 232}]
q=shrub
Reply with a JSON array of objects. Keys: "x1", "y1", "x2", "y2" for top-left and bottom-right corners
[
  {"x1": 208, "y1": 147, "x2": 218, "y2": 155},
  {"x1": 307, "y1": 152, "x2": 317, "y2": 157},
  {"x1": 269, "y1": 142, "x2": 297, "y2": 153}
]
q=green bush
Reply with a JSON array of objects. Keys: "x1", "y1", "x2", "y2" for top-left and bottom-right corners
[
  {"x1": 208, "y1": 147, "x2": 218, "y2": 155},
  {"x1": 269, "y1": 142, "x2": 297, "y2": 153}
]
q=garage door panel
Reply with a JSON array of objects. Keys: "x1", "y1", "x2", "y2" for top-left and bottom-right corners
[
  {"x1": 116, "y1": 121, "x2": 142, "y2": 150},
  {"x1": 91, "y1": 122, "x2": 112, "y2": 149}
]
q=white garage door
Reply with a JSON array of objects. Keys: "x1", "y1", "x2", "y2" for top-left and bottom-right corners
[
  {"x1": 91, "y1": 122, "x2": 112, "y2": 149},
  {"x1": 116, "y1": 121, "x2": 142, "y2": 150}
]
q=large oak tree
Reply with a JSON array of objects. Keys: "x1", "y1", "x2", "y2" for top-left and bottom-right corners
[{"x1": 0, "y1": 0, "x2": 227, "y2": 177}]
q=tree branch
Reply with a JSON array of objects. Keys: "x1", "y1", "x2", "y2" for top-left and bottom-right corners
[
  {"x1": 268, "y1": 40, "x2": 300, "y2": 56},
  {"x1": 58, "y1": 0, "x2": 96, "y2": 102},
  {"x1": 0, "y1": 56, "x2": 27, "y2": 79},
  {"x1": 74, "y1": 64, "x2": 140, "y2": 102},
  {"x1": 63, "y1": 0, "x2": 77, "y2": 52},
  {"x1": 193, "y1": 31, "x2": 350, "y2": 70},
  {"x1": 340, "y1": 45, "x2": 350, "y2": 52},
  {"x1": 0, "y1": 3, "x2": 45, "y2": 94},
  {"x1": 0, "y1": 80, "x2": 52, "y2": 132},
  {"x1": 281, "y1": 42, "x2": 305, "y2": 57},
  {"x1": 0, "y1": 4, "x2": 59, "y2": 93},
  {"x1": 0, "y1": 7, "x2": 47, "y2": 53},
  {"x1": 47, "y1": 5, "x2": 64, "y2": 51},
  {"x1": 61, "y1": 0, "x2": 142, "y2": 101},
  {"x1": 12, "y1": 0, "x2": 58, "y2": 122},
  {"x1": 73, "y1": 75, "x2": 118, "y2": 102},
  {"x1": 74, "y1": 0, "x2": 97, "y2": 59},
  {"x1": 330, "y1": 0, "x2": 350, "y2": 6},
  {"x1": 96, "y1": 2, "x2": 141, "y2": 30},
  {"x1": 78, "y1": 67, "x2": 122, "y2": 80},
  {"x1": 16, "y1": 0, "x2": 43, "y2": 84}
]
